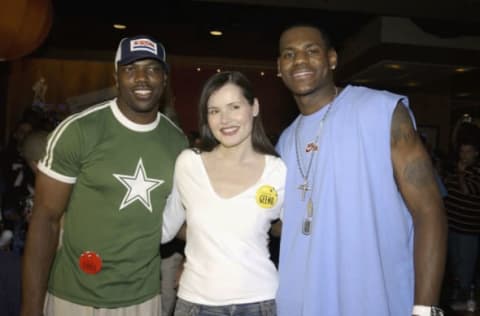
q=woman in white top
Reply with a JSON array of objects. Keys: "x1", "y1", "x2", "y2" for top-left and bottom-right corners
[{"x1": 162, "y1": 71, "x2": 286, "y2": 316}]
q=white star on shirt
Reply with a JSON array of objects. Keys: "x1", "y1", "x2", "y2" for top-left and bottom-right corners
[{"x1": 113, "y1": 158, "x2": 164, "y2": 212}]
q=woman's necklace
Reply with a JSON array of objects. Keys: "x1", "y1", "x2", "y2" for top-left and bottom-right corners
[{"x1": 294, "y1": 86, "x2": 338, "y2": 235}]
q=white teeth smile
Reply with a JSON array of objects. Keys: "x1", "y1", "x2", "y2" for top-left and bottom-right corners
[
  {"x1": 134, "y1": 90, "x2": 151, "y2": 96},
  {"x1": 293, "y1": 71, "x2": 313, "y2": 78},
  {"x1": 221, "y1": 127, "x2": 238, "y2": 134}
]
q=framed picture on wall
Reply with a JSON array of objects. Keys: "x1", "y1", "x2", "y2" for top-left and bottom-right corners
[{"x1": 417, "y1": 125, "x2": 438, "y2": 151}]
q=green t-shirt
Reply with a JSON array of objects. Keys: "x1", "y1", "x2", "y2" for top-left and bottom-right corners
[{"x1": 38, "y1": 99, "x2": 188, "y2": 307}]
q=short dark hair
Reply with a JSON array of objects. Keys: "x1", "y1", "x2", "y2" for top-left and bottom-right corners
[
  {"x1": 279, "y1": 23, "x2": 334, "y2": 51},
  {"x1": 197, "y1": 71, "x2": 278, "y2": 157}
]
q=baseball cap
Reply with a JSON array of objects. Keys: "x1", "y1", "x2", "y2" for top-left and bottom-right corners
[{"x1": 114, "y1": 35, "x2": 168, "y2": 71}]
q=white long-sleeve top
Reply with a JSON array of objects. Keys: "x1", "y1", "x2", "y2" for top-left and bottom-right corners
[{"x1": 162, "y1": 149, "x2": 286, "y2": 305}]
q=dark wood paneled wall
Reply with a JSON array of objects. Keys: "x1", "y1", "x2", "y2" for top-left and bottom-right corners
[
  {"x1": 5, "y1": 58, "x2": 115, "y2": 140},
  {"x1": 3, "y1": 56, "x2": 298, "y2": 145},
  {"x1": 3, "y1": 56, "x2": 451, "y2": 153}
]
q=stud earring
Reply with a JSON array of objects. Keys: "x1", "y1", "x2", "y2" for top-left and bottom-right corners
[
  {"x1": 331, "y1": 65, "x2": 336, "y2": 70},
  {"x1": 276, "y1": 73, "x2": 282, "y2": 77}
]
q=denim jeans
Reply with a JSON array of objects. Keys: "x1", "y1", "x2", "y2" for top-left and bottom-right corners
[{"x1": 174, "y1": 298, "x2": 276, "y2": 316}]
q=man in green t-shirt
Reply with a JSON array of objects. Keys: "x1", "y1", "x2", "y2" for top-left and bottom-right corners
[{"x1": 21, "y1": 35, "x2": 188, "y2": 316}]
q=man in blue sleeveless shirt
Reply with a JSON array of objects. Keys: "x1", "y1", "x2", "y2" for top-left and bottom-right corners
[{"x1": 275, "y1": 24, "x2": 447, "y2": 316}]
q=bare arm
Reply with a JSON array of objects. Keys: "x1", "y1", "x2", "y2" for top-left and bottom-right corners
[
  {"x1": 390, "y1": 102, "x2": 447, "y2": 306},
  {"x1": 20, "y1": 172, "x2": 73, "y2": 316},
  {"x1": 270, "y1": 220, "x2": 282, "y2": 238},
  {"x1": 175, "y1": 223, "x2": 187, "y2": 241}
]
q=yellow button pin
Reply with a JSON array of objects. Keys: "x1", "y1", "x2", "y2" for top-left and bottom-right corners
[{"x1": 256, "y1": 185, "x2": 278, "y2": 209}]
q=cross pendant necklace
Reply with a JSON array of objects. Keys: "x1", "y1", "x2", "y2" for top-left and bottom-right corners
[
  {"x1": 294, "y1": 86, "x2": 338, "y2": 235},
  {"x1": 294, "y1": 87, "x2": 337, "y2": 202},
  {"x1": 294, "y1": 117, "x2": 318, "y2": 202},
  {"x1": 298, "y1": 181, "x2": 311, "y2": 201}
]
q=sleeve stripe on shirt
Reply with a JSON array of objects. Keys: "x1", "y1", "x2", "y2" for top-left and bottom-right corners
[
  {"x1": 43, "y1": 101, "x2": 112, "y2": 169},
  {"x1": 159, "y1": 112, "x2": 184, "y2": 134},
  {"x1": 37, "y1": 163, "x2": 77, "y2": 184}
]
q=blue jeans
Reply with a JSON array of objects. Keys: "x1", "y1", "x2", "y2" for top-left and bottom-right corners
[{"x1": 174, "y1": 298, "x2": 276, "y2": 316}]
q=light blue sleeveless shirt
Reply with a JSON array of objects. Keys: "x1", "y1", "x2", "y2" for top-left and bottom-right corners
[{"x1": 276, "y1": 85, "x2": 414, "y2": 316}]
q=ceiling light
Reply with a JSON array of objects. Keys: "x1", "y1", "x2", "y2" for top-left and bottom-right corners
[
  {"x1": 406, "y1": 81, "x2": 419, "y2": 87},
  {"x1": 455, "y1": 67, "x2": 472, "y2": 73},
  {"x1": 385, "y1": 63, "x2": 403, "y2": 70},
  {"x1": 113, "y1": 24, "x2": 127, "y2": 30},
  {"x1": 210, "y1": 30, "x2": 223, "y2": 36}
]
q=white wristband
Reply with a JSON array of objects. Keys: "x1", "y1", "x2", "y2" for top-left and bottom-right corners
[{"x1": 412, "y1": 305, "x2": 431, "y2": 316}]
